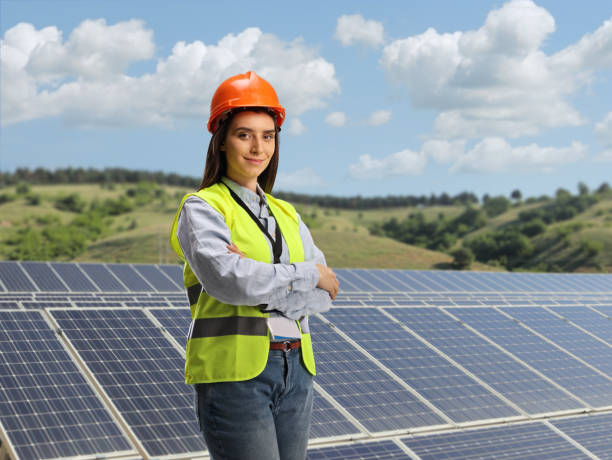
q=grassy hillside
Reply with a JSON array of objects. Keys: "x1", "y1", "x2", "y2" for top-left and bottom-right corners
[
  {"x1": 1, "y1": 182, "x2": 610, "y2": 272},
  {"x1": 0, "y1": 183, "x2": 496, "y2": 269}
]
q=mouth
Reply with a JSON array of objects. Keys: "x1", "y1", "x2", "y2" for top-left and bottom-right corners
[{"x1": 244, "y1": 157, "x2": 264, "y2": 165}]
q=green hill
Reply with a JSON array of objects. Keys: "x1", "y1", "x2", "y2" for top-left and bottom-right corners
[{"x1": 1, "y1": 181, "x2": 610, "y2": 272}]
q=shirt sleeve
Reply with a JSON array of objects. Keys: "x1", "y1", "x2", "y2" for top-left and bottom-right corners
[
  {"x1": 266, "y1": 214, "x2": 332, "y2": 319},
  {"x1": 177, "y1": 197, "x2": 320, "y2": 307}
]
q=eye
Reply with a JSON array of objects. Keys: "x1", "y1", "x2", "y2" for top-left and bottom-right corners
[
  {"x1": 263, "y1": 133, "x2": 275, "y2": 141},
  {"x1": 237, "y1": 132, "x2": 250, "y2": 140}
]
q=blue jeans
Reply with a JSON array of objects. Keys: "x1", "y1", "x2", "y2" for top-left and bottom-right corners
[{"x1": 195, "y1": 347, "x2": 313, "y2": 460}]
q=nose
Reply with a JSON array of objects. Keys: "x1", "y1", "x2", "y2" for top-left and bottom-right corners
[{"x1": 250, "y1": 136, "x2": 263, "y2": 155}]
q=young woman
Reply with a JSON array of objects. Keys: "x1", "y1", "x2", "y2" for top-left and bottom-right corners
[{"x1": 170, "y1": 71, "x2": 338, "y2": 460}]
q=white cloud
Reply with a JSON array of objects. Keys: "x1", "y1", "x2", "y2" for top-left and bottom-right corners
[
  {"x1": 451, "y1": 137, "x2": 588, "y2": 173},
  {"x1": 325, "y1": 111, "x2": 347, "y2": 127},
  {"x1": 349, "y1": 149, "x2": 426, "y2": 179},
  {"x1": 594, "y1": 150, "x2": 612, "y2": 162},
  {"x1": 334, "y1": 14, "x2": 384, "y2": 47},
  {"x1": 380, "y1": 0, "x2": 612, "y2": 139},
  {"x1": 594, "y1": 112, "x2": 612, "y2": 147},
  {"x1": 287, "y1": 118, "x2": 307, "y2": 135},
  {"x1": 367, "y1": 109, "x2": 391, "y2": 126},
  {"x1": 275, "y1": 168, "x2": 324, "y2": 190},
  {"x1": 422, "y1": 139, "x2": 467, "y2": 164},
  {"x1": 1, "y1": 21, "x2": 340, "y2": 126}
]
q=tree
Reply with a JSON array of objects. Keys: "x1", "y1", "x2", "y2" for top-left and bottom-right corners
[
  {"x1": 596, "y1": 182, "x2": 611, "y2": 195},
  {"x1": 577, "y1": 182, "x2": 589, "y2": 196},
  {"x1": 511, "y1": 189, "x2": 522, "y2": 202}
]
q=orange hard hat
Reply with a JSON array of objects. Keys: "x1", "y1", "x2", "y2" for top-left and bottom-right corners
[{"x1": 207, "y1": 71, "x2": 286, "y2": 133}]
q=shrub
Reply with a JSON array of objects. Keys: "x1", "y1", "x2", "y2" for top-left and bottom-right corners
[
  {"x1": 482, "y1": 196, "x2": 511, "y2": 217},
  {"x1": 450, "y1": 247, "x2": 474, "y2": 270},
  {"x1": 54, "y1": 193, "x2": 86, "y2": 213},
  {"x1": 25, "y1": 194, "x2": 41, "y2": 206},
  {"x1": 520, "y1": 218, "x2": 546, "y2": 237},
  {"x1": 464, "y1": 228, "x2": 533, "y2": 268},
  {"x1": 0, "y1": 193, "x2": 16, "y2": 204},
  {"x1": 16, "y1": 182, "x2": 31, "y2": 194},
  {"x1": 580, "y1": 239, "x2": 603, "y2": 258}
]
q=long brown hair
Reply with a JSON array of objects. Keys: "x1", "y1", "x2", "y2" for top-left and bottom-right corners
[{"x1": 198, "y1": 108, "x2": 280, "y2": 193}]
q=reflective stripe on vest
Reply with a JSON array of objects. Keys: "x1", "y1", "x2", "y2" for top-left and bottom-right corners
[{"x1": 189, "y1": 316, "x2": 268, "y2": 338}]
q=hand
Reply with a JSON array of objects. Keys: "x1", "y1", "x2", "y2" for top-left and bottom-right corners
[
  {"x1": 227, "y1": 243, "x2": 246, "y2": 258},
  {"x1": 316, "y1": 264, "x2": 339, "y2": 300}
]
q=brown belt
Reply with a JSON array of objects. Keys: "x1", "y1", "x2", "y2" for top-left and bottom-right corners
[{"x1": 270, "y1": 340, "x2": 301, "y2": 351}]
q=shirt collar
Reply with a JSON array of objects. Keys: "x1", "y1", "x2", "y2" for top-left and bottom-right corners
[{"x1": 221, "y1": 176, "x2": 268, "y2": 206}]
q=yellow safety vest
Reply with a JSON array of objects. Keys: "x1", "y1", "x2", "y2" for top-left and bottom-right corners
[{"x1": 170, "y1": 182, "x2": 316, "y2": 383}]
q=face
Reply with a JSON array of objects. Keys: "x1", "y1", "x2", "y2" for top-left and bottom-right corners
[{"x1": 221, "y1": 111, "x2": 276, "y2": 192}]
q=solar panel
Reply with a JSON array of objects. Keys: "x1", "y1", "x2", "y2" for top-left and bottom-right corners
[
  {"x1": 2, "y1": 264, "x2": 611, "y2": 460},
  {"x1": 73, "y1": 301, "x2": 124, "y2": 308},
  {"x1": 322, "y1": 308, "x2": 519, "y2": 422},
  {"x1": 22, "y1": 301, "x2": 73, "y2": 309},
  {"x1": 594, "y1": 305, "x2": 612, "y2": 317},
  {"x1": 308, "y1": 439, "x2": 408, "y2": 459},
  {"x1": 133, "y1": 264, "x2": 181, "y2": 291},
  {"x1": 551, "y1": 413, "x2": 612, "y2": 459},
  {"x1": 334, "y1": 269, "x2": 377, "y2": 292},
  {"x1": 449, "y1": 307, "x2": 612, "y2": 408},
  {"x1": 159, "y1": 264, "x2": 184, "y2": 288},
  {"x1": 148, "y1": 307, "x2": 191, "y2": 348},
  {"x1": 501, "y1": 307, "x2": 612, "y2": 376},
  {"x1": 106, "y1": 264, "x2": 153, "y2": 291},
  {"x1": 79, "y1": 263, "x2": 126, "y2": 292},
  {"x1": 549, "y1": 306, "x2": 612, "y2": 345},
  {"x1": 124, "y1": 301, "x2": 170, "y2": 307},
  {"x1": 20, "y1": 262, "x2": 68, "y2": 292},
  {"x1": 309, "y1": 392, "x2": 361, "y2": 439},
  {"x1": 0, "y1": 301, "x2": 19, "y2": 309},
  {"x1": 0, "y1": 310, "x2": 136, "y2": 459},
  {"x1": 309, "y1": 315, "x2": 445, "y2": 433},
  {"x1": 401, "y1": 422, "x2": 590, "y2": 459},
  {"x1": 0, "y1": 261, "x2": 37, "y2": 291},
  {"x1": 50, "y1": 263, "x2": 98, "y2": 292},
  {"x1": 385, "y1": 308, "x2": 583, "y2": 414},
  {"x1": 49, "y1": 308, "x2": 206, "y2": 458}
]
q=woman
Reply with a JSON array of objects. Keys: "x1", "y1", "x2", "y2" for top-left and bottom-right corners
[{"x1": 170, "y1": 71, "x2": 338, "y2": 460}]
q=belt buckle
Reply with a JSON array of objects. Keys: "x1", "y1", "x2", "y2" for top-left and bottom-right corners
[{"x1": 281, "y1": 340, "x2": 292, "y2": 352}]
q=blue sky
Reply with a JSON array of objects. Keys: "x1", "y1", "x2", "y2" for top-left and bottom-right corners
[{"x1": 1, "y1": 0, "x2": 611, "y2": 198}]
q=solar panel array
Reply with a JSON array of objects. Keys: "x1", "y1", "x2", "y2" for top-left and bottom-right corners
[{"x1": 0, "y1": 261, "x2": 611, "y2": 460}]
